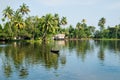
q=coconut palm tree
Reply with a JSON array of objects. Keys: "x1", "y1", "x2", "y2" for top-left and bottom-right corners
[
  {"x1": 82, "y1": 19, "x2": 86, "y2": 24},
  {"x1": 25, "y1": 16, "x2": 40, "y2": 39},
  {"x1": 54, "y1": 14, "x2": 60, "y2": 33},
  {"x1": 53, "y1": 14, "x2": 67, "y2": 34},
  {"x1": 13, "y1": 11, "x2": 25, "y2": 29},
  {"x1": 61, "y1": 17, "x2": 67, "y2": 25},
  {"x1": 81, "y1": 19, "x2": 87, "y2": 28},
  {"x1": 2, "y1": 6, "x2": 13, "y2": 20},
  {"x1": 2, "y1": 6, "x2": 14, "y2": 39},
  {"x1": 76, "y1": 22, "x2": 82, "y2": 29},
  {"x1": 18, "y1": 3, "x2": 30, "y2": 16},
  {"x1": 40, "y1": 14, "x2": 57, "y2": 42},
  {"x1": 54, "y1": 14, "x2": 60, "y2": 26},
  {"x1": 11, "y1": 10, "x2": 26, "y2": 39},
  {"x1": 98, "y1": 17, "x2": 106, "y2": 31}
]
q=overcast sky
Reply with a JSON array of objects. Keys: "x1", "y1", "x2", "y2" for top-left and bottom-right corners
[{"x1": 0, "y1": 0, "x2": 120, "y2": 28}]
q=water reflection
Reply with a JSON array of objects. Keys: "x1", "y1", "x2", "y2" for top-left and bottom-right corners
[
  {"x1": 95, "y1": 40, "x2": 120, "y2": 52},
  {"x1": 94, "y1": 40, "x2": 120, "y2": 61},
  {"x1": 66, "y1": 40, "x2": 94, "y2": 61},
  {"x1": 0, "y1": 42, "x2": 61, "y2": 79},
  {"x1": 0, "y1": 40, "x2": 120, "y2": 80}
]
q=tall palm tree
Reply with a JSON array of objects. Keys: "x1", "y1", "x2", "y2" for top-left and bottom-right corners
[
  {"x1": 54, "y1": 14, "x2": 60, "y2": 30},
  {"x1": 98, "y1": 17, "x2": 106, "y2": 31},
  {"x1": 2, "y1": 6, "x2": 13, "y2": 20},
  {"x1": 19, "y1": 3, "x2": 30, "y2": 15},
  {"x1": 13, "y1": 11, "x2": 25, "y2": 29},
  {"x1": 61, "y1": 17, "x2": 67, "y2": 25},
  {"x1": 25, "y1": 16, "x2": 40, "y2": 39},
  {"x1": 40, "y1": 14, "x2": 57, "y2": 42},
  {"x1": 81, "y1": 19, "x2": 87, "y2": 28},
  {"x1": 12, "y1": 10, "x2": 25, "y2": 39},
  {"x1": 54, "y1": 14, "x2": 59, "y2": 26},
  {"x1": 54, "y1": 14, "x2": 67, "y2": 34},
  {"x1": 76, "y1": 22, "x2": 82, "y2": 29},
  {"x1": 81, "y1": 19, "x2": 86, "y2": 24},
  {"x1": 2, "y1": 6, "x2": 14, "y2": 39},
  {"x1": 69, "y1": 25, "x2": 74, "y2": 38}
]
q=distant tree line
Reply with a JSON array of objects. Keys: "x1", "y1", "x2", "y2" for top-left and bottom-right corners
[
  {"x1": 0, "y1": 3, "x2": 120, "y2": 41},
  {"x1": 66, "y1": 17, "x2": 120, "y2": 39}
]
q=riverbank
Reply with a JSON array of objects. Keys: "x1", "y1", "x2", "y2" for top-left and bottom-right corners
[
  {"x1": 0, "y1": 38, "x2": 120, "y2": 44},
  {"x1": 66, "y1": 38, "x2": 120, "y2": 41}
]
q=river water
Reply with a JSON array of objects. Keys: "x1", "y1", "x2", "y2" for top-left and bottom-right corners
[{"x1": 0, "y1": 40, "x2": 120, "y2": 80}]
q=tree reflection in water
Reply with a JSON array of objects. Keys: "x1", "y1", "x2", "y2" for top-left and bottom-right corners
[
  {"x1": 66, "y1": 40, "x2": 94, "y2": 61},
  {"x1": 19, "y1": 67, "x2": 28, "y2": 78},
  {"x1": 3, "y1": 64, "x2": 12, "y2": 78},
  {"x1": 0, "y1": 42, "x2": 61, "y2": 78},
  {"x1": 95, "y1": 40, "x2": 120, "y2": 62},
  {"x1": 0, "y1": 40, "x2": 120, "y2": 79}
]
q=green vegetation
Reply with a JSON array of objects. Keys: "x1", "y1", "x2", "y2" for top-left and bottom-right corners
[
  {"x1": 0, "y1": 3, "x2": 67, "y2": 42},
  {"x1": 0, "y1": 3, "x2": 120, "y2": 41}
]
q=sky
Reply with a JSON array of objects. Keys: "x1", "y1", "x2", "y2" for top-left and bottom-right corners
[{"x1": 0, "y1": 0, "x2": 120, "y2": 29}]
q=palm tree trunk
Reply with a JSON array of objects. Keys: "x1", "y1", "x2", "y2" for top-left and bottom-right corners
[
  {"x1": 42, "y1": 27, "x2": 47, "y2": 42},
  {"x1": 42, "y1": 32, "x2": 46, "y2": 42}
]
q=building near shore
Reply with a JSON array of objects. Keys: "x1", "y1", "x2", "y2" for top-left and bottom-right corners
[{"x1": 54, "y1": 34, "x2": 65, "y2": 40}]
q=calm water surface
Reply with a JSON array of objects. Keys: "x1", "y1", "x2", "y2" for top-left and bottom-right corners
[{"x1": 0, "y1": 40, "x2": 120, "y2": 80}]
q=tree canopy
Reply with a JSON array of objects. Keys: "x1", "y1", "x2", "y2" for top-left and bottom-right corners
[{"x1": 0, "y1": 4, "x2": 120, "y2": 41}]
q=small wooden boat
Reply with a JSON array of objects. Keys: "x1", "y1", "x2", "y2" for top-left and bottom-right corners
[{"x1": 51, "y1": 49, "x2": 59, "y2": 53}]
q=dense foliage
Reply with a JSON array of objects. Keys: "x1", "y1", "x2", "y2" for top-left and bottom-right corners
[
  {"x1": 67, "y1": 18, "x2": 120, "y2": 39},
  {"x1": 0, "y1": 4, "x2": 120, "y2": 41},
  {"x1": 0, "y1": 4, "x2": 67, "y2": 41}
]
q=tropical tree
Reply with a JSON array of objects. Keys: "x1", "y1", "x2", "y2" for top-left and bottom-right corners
[
  {"x1": 13, "y1": 11, "x2": 25, "y2": 29},
  {"x1": 10, "y1": 9, "x2": 26, "y2": 39},
  {"x1": 98, "y1": 17, "x2": 106, "y2": 31},
  {"x1": 18, "y1": 3, "x2": 30, "y2": 16},
  {"x1": 76, "y1": 22, "x2": 82, "y2": 29},
  {"x1": 3, "y1": 22, "x2": 14, "y2": 39},
  {"x1": 76, "y1": 22, "x2": 82, "y2": 38},
  {"x1": 0, "y1": 24, "x2": 4, "y2": 39},
  {"x1": 2, "y1": 6, "x2": 14, "y2": 39},
  {"x1": 54, "y1": 14, "x2": 67, "y2": 33},
  {"x1": 25, "y1": 16, "x2": 34, "y2": 36},
  {"x1": 40, "y1": 14, "x2": 57, "y2": 42},
  {"x1": 102, "y1": 29, "x2": 109, "y2": 38},
  {"x1": 108, "y1": 27, "x2": 115, "y2": 38},
  {"x1": 2, "y1": 6, "x2": 13, "y2": 21},
  {"x1": 54, "y1": 14, "x2": 60, "y2": 26},
  {"x1": 94, "y1": 30, "x2": 101, "y2": 38},
  {"x1": 117, "y1": 25, "x2": 120, "y2": 38},
  {"x1": 81, "y1": 19, "x2": 87, "y2": 28},
  {"x1": 61, "y1": 17, "x2": 67, "y2": 25},
  {"x1": 115, "y1": 25, "x2": 119, "y2": 39},
  {"x1": 75, "y1": 21, "x2": 87, "y2": 39},
  {"x1": 68, "y1": 25, "x2": 74, "y2": 38},
  {"x1": 11, "y1": 3, "x2": 30, "y2": 39},
  {"x1": 25, "y1": 16, "x2": 40, "y2": 39},
  {"x1": 82, "y1": 19, "x2": 86, "y2": 23},
  {"x1": 87, "y1": 26, "x2": 95, "y2": 37}
]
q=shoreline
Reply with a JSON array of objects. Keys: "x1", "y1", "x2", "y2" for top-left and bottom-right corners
[
  {"x1": 0, "y1": 38, "x2": 120, "y2": 43},
  {"x1": 65, "y1": 38, "x2": 120, "y2": 41}
]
